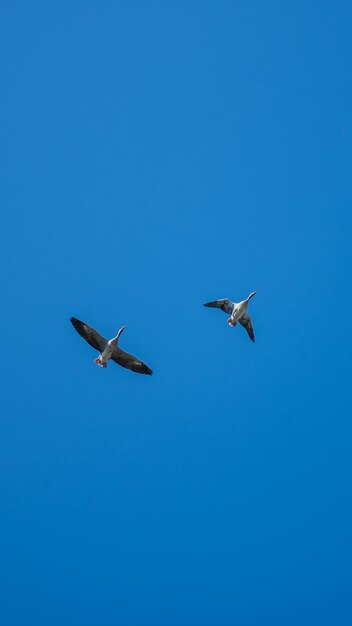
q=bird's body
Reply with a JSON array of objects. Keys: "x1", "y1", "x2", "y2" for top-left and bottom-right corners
[
  {"x1": 203, "y1": 291, "x2": 256, "y2": 342},
  {"x1": 70, "y1": 317, "x2": 153, "y2": 375},
  {"x1": 94, "y1": 331, "x2": 123, "y2": 368}
]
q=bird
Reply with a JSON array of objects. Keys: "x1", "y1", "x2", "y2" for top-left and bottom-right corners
[
  {"x1": 70, "y1": 317, "x2": 153, "y2": 375},
  {"x1": 203, "y1": 291, "x2": 256, "y2": 342}
]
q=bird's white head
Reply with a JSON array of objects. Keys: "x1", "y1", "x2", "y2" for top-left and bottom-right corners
[
  {"x1": 116, "y1": 325, "x2": 126, "y2": 340},
  {"x1": 247, "y1": 291, "x2": 257, "y2": 301},
  {"x1": 109, "y1": 325, "x2": 126, "y2": 346}
]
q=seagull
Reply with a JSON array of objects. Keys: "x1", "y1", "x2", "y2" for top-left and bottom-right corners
[
  {"x1": 70, "y1": 317, "x2": 153, "y2": 375},
  {"x1": 203, "y1": 291, "x2": 256, "y2": 342}
]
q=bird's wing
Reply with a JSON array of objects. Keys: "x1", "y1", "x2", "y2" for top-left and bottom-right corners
[
  {"x1": 203, "y1": 299, "x2": 235, "y2": 315},
  {"x1": 112, "y1": 347, "x2": 153, "y2": 375},
  {"x1": 239, "y1": 314, "x2": 255, "y2": 342},
  {"x1": 70, "y1": 317, "x2": 107, "y2": 352}
]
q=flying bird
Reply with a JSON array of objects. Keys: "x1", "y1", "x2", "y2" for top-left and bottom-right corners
[
  {"x1": 70, "y1": 317, "x2": 153, "y2": 375},
  {"x1": 203, "y1": 291, "x2": 256, "y2": 342}
]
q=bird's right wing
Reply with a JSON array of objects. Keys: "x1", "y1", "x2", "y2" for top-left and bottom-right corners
[
  {"x1": 111, "y1": 347, "x2": 153, "y2": 375},
  {"x1": 239, "y1": 314, "x2": 255, "y2": 342},
  {"x1": 70, "y1": 317, "x2": 107, "y2": 352},
  {"x1": 203, "y1": 299, "x2": 235, "y2": 315}
]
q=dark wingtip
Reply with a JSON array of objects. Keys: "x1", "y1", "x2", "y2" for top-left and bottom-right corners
[
  {"x1": 133, "y1": 362, "x2": 153, "y2": 375},
  {"x1": 70, "y1": 316, "x2": 81, "y2": 330}
]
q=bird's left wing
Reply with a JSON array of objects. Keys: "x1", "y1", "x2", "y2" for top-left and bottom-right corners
[
  {"x1": 70, "y1": 317, "x2": 107, "y2": 352},
  {"x1": 203, "y1": 299, "x2": 235, "y2": 315},
  {"x1": 112, "y1": 347, "x2": 153, "y2": 375},
  {"x1": 239, "y1": 314, "x2": 255, "y2": 342}
]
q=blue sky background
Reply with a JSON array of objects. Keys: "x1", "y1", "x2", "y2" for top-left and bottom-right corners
[{"x1": 1, "y1": 2, "x2": 351, "y2": 624}]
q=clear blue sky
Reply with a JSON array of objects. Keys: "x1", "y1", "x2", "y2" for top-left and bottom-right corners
[{"x1": 1, "y1": 2, "x2": 351, "y2": 624}]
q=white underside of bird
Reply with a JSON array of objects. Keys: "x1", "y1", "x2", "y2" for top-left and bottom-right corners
[
  {"x1": 94, "y1": 326, "x2": 125, "y2": 368},
  {"x1": 227, "y1": 298, "x2": 252, "y2": 325}
]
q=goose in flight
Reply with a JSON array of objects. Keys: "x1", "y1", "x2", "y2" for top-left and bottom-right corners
[
  {"x1": 70, "y1": 317, "x2": 153, "y2": 375},
  {"x1": 203, "y1": 291, "x2": 256, "y2": 342}
]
